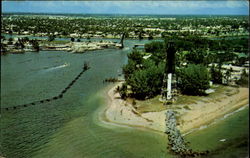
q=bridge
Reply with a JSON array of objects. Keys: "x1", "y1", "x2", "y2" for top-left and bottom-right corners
[{"x1": 119, "y1": 33, "x2": 125, "y2": 49}]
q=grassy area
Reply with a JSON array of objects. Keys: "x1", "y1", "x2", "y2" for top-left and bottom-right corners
[
  {"x1": 174, "y1": 95, "x2": 199, "y2": 105},
  {"x1": 130, "y1": 95, "x2": 167, "y2": 113},
  {"x1": 132, "y1": 85, "x2": 238, "y2": 114}
]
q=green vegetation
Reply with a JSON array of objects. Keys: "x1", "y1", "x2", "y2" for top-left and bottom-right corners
[
  {"x1": 120, "y1": 31, "x2": 248, "y2": 100},
  {"x1": 1, "y1": 13, "x2": 249, "y2": 158},
  {"x1": 1, "y1": 14, "x2": 248, "y2": 91},
  {"x1": 128, "y1": 62, "x2": 165, "y2": 99},
  {"x1": 177, "y1": 64, "x2": 210, "y2": 95},
  {"x1": 132, "y1": 85, "x2": 237, "y2": 114},
  {"x1": 48, "y1": 34, "x2": 55, "y2": 41},
  {"x1": 144, "y1": 41, "x2": 165, "y2": 65},
  {"x1": 30, "y1": 39, "x2": 40, "y2": 51},
  {"x1": 144, "y1": 36, "x2": 248, "y2": 67},
  {"x1": 134, "y1": 95, "x2": 167, "y2": 113},
  {"x1": 236, "y1": 69, "x2": 249, "y2": 87},
  {"x1": 210, "y1": 64, "x2": 223, "y2": 84},
  {"x1": 121, "y1": 50, "x2": 165, "y2": 100},
  {"x1": 183, "y1": 105, "x2": 191, "y2": 110},
  {"x1": 2, "y1": 14, "x2": 249, "y2": 40},
  {"x1": 122, "y1": 50, "x2": 143, "y2": 80}
]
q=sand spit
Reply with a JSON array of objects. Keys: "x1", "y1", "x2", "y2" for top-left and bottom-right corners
[
  {"x1": 101, "y1": 82, "x2": 248, "y2": 134},
  {"x1": 41, "y1": 41, "x2": 122, "y2": 53}
]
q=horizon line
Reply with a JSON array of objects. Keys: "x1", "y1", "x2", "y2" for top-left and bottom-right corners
[{"x1": 2, "y1": 12, "x2": 249, "y2": 16}]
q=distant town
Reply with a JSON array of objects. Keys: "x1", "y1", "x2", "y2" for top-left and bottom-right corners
[
  {"x1": 1, "y1": 12, "x2": 249, "y2": 158},
  {"x1": 1, "y1": 13, "x2": 249, "y2": 54}
]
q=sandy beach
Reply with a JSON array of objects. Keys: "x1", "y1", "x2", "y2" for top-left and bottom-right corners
[{"x1": 101, "y1": 82, "x2": 249, "y2": 134}]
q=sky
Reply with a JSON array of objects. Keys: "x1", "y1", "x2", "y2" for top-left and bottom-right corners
[{"x1": 2, "y1": 1, "x2": 249, "y2": 15}]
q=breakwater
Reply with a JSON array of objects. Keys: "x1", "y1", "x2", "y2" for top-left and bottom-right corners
[
  {"x1": 165, "y1": 110, "x2": 209, "y2": 157},
  {"x1": 1, "y1": 40, "x2": 174, "y2": 158},
  {"x1": 103, "y1": 77, "x2": 124, "y2": 83},
  {"x1": 1, "y1": 64, "x2": 90, "y2": 112}
]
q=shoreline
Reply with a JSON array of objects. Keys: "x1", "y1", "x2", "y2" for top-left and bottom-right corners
[
  {"x1": 97, "y1": 83, "x2": 165, "y2": 135},
  {"x1": 2, "y1": 40, "x2": 123, "y2": 55},
  {"x1": 99, "y1": 82, "x2": 249, "y2": 135}
]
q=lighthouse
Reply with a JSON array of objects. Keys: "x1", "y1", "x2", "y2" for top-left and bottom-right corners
[{"x1": 161, "y1": 41, "x2": 176, "y2": 104}]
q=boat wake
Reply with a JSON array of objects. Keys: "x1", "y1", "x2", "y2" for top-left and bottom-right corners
[{"x1": 43, "y1": 63, "x2": 70, "y2": 72}]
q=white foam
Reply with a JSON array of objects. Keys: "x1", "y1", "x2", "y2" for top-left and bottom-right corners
[
  {"x1": 43, "y1": 63, "x2": 69, "y2": 72},
  {"x1": 183, "y1": 104, "x2": 248, "y2": 136},
  {"x1": 220, "y1": 139, "x2": 226, "y2": 142}
]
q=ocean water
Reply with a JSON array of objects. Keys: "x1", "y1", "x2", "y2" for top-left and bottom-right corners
[{"x1": 185, "y1": 106, "x2": 249, "y2": 158}]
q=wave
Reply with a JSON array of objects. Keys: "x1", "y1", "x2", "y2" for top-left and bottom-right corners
[{"x1": 183, "y1": 104, "x2": 248, "y2": 136}]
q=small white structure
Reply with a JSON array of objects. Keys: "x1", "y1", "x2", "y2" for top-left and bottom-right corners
[
  {"x1": 208, "y1": 63, "x2": 248, "y2": 85},
  {"x1": 167, "y1": 73, "x2": 172, "y2": 100}
]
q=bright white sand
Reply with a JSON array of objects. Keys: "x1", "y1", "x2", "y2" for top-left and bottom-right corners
[{"x1": 101, "y1": 82, "x2": 248, "y2": 133}]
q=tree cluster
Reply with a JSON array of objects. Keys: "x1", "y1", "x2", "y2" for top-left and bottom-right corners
[
  {"x1": 177, "y1": 64, "x2": 210, "y2": 95},
  {"x1": 121, "y1": 34, "x2": 248, "y2": 99},
  {"x1": 121, "y1": 50, "x2": 165, "y2": 100}
]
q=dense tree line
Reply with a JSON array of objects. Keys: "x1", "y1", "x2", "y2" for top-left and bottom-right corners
[
  {"x1": 120, "y1": 36, "x2": 248, "y2": 99},
  {"x1": 2, "y1": 14, "x2": 248, "y2": 39},
  {"x1": 145, "y1": 36, "x2": 248, "y2": 66}
]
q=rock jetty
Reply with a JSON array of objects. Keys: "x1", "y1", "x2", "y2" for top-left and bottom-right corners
[{"x1": 165, "y1": 110, "x2": 209, "y2": 157}]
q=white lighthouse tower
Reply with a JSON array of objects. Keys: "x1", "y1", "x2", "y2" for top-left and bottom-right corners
[{"x1": 160, "y1": 41, "x2": 176, "y2": 104}]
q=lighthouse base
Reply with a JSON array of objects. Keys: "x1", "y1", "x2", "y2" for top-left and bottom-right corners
[{"x1": 160, "y1": 73, "x2": 178, "y2": 105}]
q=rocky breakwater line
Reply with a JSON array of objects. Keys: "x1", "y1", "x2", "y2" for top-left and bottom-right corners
[
  {"x1": 165, "y1": 110, "x2": 209, "y2": 157},
  {"x1": 1, "y1": 63, "x2": 90, "y2": 112}
]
